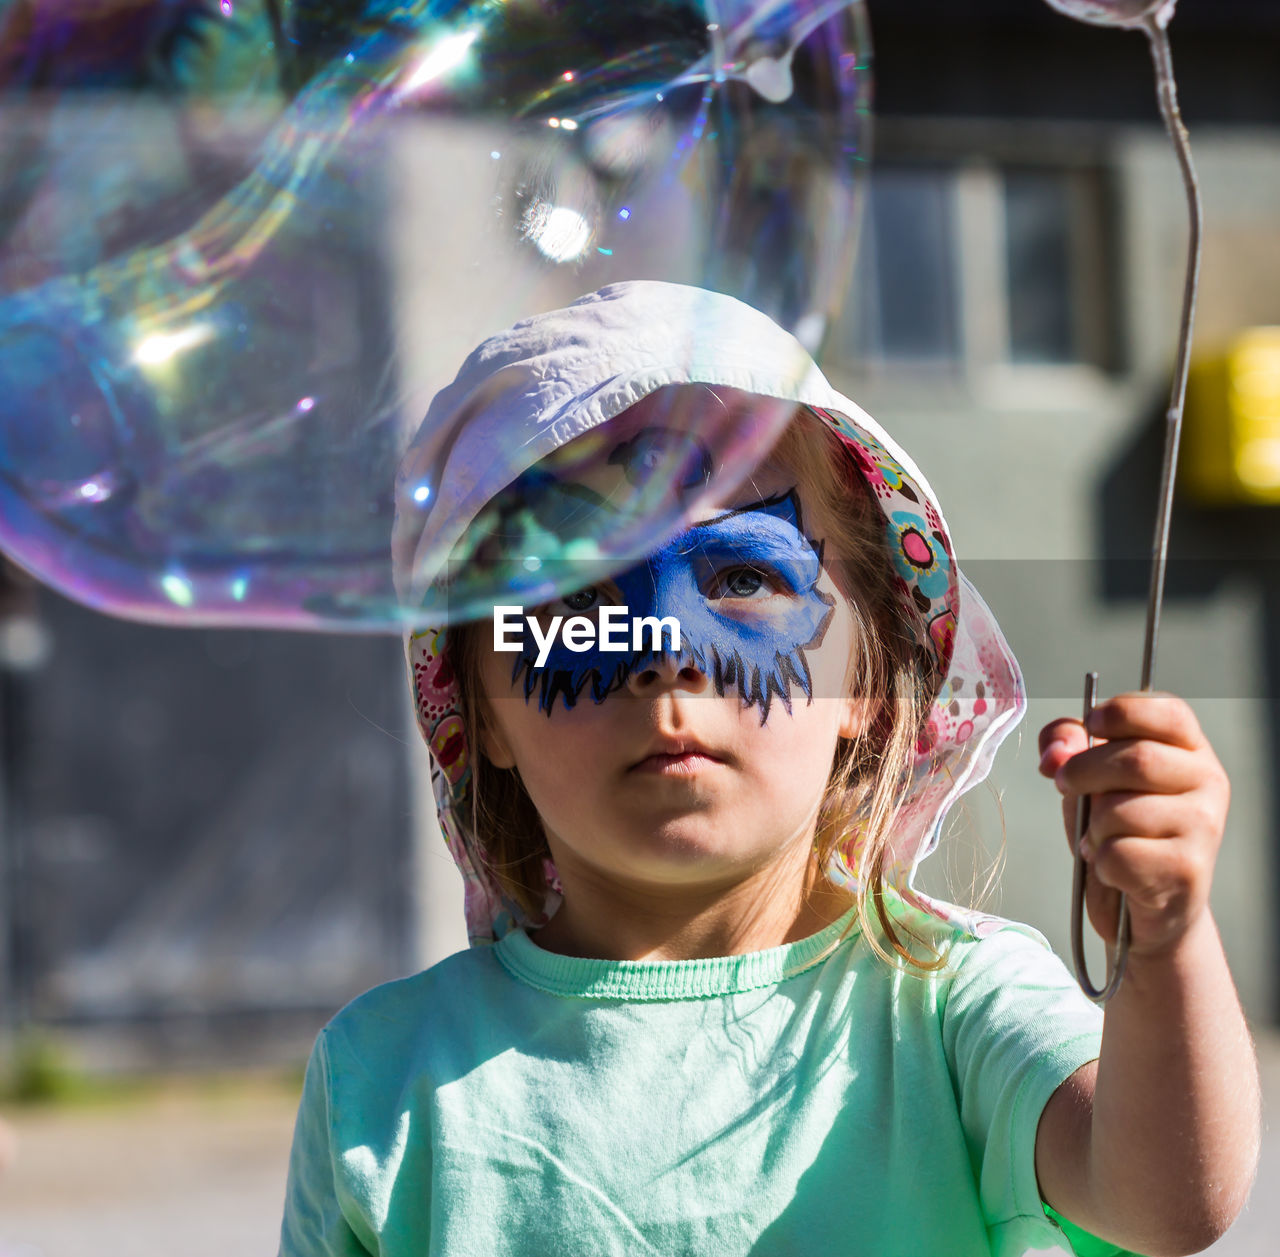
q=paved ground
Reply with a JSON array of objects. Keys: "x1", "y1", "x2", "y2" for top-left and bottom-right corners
[
  {"x1": 2, "y1": 1030, "x2": 1279, "y2": 1256},
  {"x1": 0, "y1": 1077, "x2": 299, "y2": 1257}
]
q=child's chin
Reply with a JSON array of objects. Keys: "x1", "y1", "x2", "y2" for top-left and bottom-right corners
[{"x1": 617, "y1": 823, "x2": 775, "y2": 878}]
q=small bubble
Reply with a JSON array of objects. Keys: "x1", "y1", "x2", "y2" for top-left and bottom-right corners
[{"x1": 161, "y1": 573, "x2": 195, "y2": 608}]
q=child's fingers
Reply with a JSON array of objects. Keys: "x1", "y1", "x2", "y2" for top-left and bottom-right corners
[
  {"x1": 1083, "y1": 692, "x2": 1206, "y2": 750},
  {"x1": 1054, "y1": 740, "x2": 1212, "y2": 798},
  {"x1": 1038, "y1": 720, "x2": 1095, "y2": 857},
  {"x1": 1040, "y1": 696, "x2": 1228, "y2": 954},
  {"x1": 1083, "y1": 791, "x2": 1222, "y2": 851},
  {"x1": 1037, "y1": 718, "x2": 1088, "y2": 778},
  {"x1": 1081, "y1": 832, "x2": 1206, "y2": 911},
  {"x1": 1080, "y1": 834, "x2": 1208, "y2": 952}
]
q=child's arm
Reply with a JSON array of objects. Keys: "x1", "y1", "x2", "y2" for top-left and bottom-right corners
[{"x1": 1034, "y1": 694, "x2": 1261, "y2": 1257}]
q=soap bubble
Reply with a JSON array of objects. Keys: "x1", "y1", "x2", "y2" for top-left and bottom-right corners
[{"x1": 0, "y1": 0, "x2": 870, "y2": 631}]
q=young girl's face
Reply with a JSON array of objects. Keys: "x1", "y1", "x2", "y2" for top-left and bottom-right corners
[{"x1": 476, "y1": 402, "x2": 867, "y2": 915}]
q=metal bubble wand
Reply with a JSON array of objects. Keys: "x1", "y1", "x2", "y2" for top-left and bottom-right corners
[{"x1": 1041, "y1": 0, "x2": 1203, "y2": 1003}]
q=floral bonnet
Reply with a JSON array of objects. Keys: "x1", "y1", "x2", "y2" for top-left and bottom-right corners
[{"x1": 391, "y1": 282, "x2": 1026, "y2": 944}]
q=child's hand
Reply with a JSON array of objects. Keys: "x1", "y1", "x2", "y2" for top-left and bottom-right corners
[{"x1": 1037, "y1": 694, "x2": 1230, "y2": 957}]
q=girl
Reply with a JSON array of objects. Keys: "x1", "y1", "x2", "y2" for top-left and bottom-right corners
[{"x1": 280, "y1": 282, "x2": 1259, "y2": 1257}]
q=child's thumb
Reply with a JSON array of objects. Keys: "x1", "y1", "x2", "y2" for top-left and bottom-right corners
[{"x1": 1037, "y1": 718, "x2": 1087, "y2": 780}]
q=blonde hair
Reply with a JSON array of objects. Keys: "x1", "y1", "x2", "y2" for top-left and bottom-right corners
[{"x1": 447, "y1": 406, "x2": 945, "y2": 970}]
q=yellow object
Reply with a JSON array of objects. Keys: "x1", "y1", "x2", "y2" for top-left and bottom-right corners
[{"x1": 1183, "y1": 327, "x2": 1280, "y2": 504}]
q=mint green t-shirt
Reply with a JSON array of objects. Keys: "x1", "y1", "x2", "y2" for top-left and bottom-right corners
[{"x1": 278, "y1": 910, "x2": 1137, "y2": 1257}]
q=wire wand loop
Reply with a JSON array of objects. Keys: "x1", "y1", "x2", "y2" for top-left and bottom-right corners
[
  {"x1": 1060, "y1": 10, "x2": 1201, "y2": 1005},
  {"x1": 1071, "y1": 672, "x2": 1131, "y2": 1004}
]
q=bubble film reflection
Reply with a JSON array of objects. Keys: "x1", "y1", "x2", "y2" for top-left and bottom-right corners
[
  {"x1": 0, "y1": 0, "x2": 870, "y2": 630},
  {"x1": 398, "y1": 384, "x2": 803, "y2": 624},
  {"x1": 1041, "y1": 0, "x2": 1175, "y2": 28}
]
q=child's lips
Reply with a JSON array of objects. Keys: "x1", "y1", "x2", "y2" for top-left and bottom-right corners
[
  {"x1": 628, "y1": 739, "x2": 729, "y2": 774},
  {"x1": 631, "y1": 750, "x2": 725, "y2": 774}
]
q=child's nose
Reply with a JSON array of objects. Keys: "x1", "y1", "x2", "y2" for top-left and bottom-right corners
[{"x1": 625, "y1": 652, "x2": 710, "y2": 696}]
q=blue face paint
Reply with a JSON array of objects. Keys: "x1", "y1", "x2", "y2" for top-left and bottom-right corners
[{"x1": 511, "y1": 490, "x2": 835, "y2": 721}]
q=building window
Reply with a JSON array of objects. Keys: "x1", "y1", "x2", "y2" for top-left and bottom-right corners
[
  {"x1": 1004, "y1": 168, "x2": 1076, "y2": 364},
  {"x1": 836, "y1": 152, "x2": 1118, "y2": 380},
  {"x1": 856, "y1": 166, "x2": 960, "y2": 363}
]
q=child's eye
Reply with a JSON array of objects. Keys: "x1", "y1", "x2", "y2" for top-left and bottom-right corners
[
  {"x1": 562, "y1": 587, "x2": 601, "y2": 612},
  {"x1": 535, "y1": 582, "x2": 622, "y2": 618},
  {"x1": 711, "y1": 566, "x2": 773, "y2": 599}
]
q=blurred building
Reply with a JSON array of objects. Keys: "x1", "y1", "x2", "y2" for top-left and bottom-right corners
[{"x1": 0, "y1": 601, "x2": 417, "y2": 1069}]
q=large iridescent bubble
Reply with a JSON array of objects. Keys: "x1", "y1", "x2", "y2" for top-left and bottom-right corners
[{"x1": 0, "y1": 0, "x2": 870, "y2": 630}]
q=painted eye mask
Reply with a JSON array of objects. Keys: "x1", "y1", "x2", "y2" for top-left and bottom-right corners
[{"x1": 508, "y1": 490, "x2": 835, "y2": 720}]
